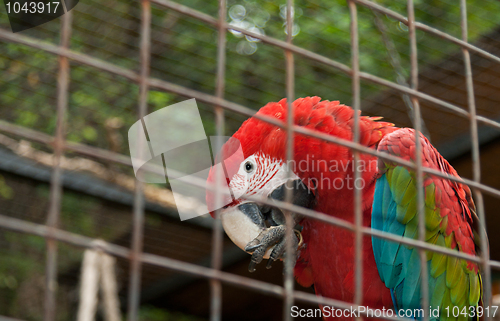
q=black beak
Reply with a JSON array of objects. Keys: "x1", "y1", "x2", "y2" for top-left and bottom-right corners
[{"x1": 238, "y1": 178, "x2": 315, "y2": 228}]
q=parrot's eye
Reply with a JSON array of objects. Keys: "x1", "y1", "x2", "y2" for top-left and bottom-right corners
[{"x1": 244, "y1": 161, "x2": 254, "y2": 173}]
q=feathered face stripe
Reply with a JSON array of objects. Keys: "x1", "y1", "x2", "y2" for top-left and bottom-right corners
[{"x1": 229, "y1": 152, "x2": 298, "y2": 201}]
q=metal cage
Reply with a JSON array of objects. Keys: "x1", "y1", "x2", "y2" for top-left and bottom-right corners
[{"x1": 0, "y1": 0, "x2": 499, "y2": 320}]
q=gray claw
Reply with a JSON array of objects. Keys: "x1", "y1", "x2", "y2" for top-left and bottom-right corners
[
  {"x1": 244, "y1": 244, "x2": 262, "y2": 252},
  {"x1": 248, "y1": 260, "x2": 258, "y2": 273},
  {"x1": 245, "y1": 225, "x2": 302, "y2": 273}
]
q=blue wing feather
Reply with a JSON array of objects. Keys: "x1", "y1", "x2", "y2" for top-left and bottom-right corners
[{"x1": 372, "y1": 173, "x2": 438, "y2": 320}]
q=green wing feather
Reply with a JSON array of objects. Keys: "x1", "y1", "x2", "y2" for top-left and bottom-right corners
[{"x1": 371, "y1": 128, "x2": 483, "y2": 320}]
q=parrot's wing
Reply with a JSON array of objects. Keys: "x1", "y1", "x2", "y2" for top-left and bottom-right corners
[{"x1": 371, "y1": 128, "x2": 483, "y2": 318}]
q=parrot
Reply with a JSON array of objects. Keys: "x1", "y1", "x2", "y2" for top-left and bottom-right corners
[{"x1": 206, "y1": 96, "x2": 484, "y2": 320}]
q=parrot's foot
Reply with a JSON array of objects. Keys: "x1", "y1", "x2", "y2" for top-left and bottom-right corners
[{"x1": 244, "y1": 226, "x2": 303, "y2": 272}]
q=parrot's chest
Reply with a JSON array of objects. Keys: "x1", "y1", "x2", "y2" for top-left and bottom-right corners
[{"x1": 302, "y1": 216, "x2": 393, "y2": 313}]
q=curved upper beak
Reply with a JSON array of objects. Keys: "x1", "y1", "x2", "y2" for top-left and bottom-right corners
[{"x1": 220, "y1": 179, "x2": 315, "y2": 256}]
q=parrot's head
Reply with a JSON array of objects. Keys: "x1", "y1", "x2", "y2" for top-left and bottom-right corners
[{"x1": 205, "y1": 98, "x2": 318, "y2": 259}]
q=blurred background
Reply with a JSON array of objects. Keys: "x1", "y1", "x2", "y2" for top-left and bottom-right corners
[{"x1": 1, "y1": 0, "x2": 500, "y2": 320}]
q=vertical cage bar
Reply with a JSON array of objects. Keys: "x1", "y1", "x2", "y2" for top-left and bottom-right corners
[
  {"x1": 407, "y1": 1, "x2": 429, "y2": 320},
  {"x1": 460, "y1": 0, "x2": 492, "y2": 316},
  {"x1": 209, "y1": 0, "x2": 227, "y2": 320},
  {"x1": 127, "y1": 1, "x2": 151, "y2": 320},
  {"x1": 283, "y1": 0, "x2": 295, "y2": 320},
  {"x1": 348, "y1": 0, "x2": 363, "y2": 314},
  {"x1": 44, "y1": 9, "x2": 73, "y2": 321}
]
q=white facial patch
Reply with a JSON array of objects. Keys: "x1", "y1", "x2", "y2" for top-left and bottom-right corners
[
  {"x1": 229, "y1": 153, "x2": 300, "y2": 199},
  {"x1": 221, "y1": 152, "x2": 300, "y2": 259}
]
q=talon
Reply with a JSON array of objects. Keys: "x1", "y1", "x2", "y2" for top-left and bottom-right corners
[
  {"x1": 246, "y1": 227, "x2": 304, "y2": 273},
  {"x1": 248, "y1": 260, "x2": 257, "y2": 272},
  {"x1": 294, "y1": 229, "x2": 303, "y2": 249},
  {"x1": 244, "y1": 243, "x2": 262, "y2": 252},
  {"x1": 243, "y1": 225, "x2": 305, "y2": 273}
]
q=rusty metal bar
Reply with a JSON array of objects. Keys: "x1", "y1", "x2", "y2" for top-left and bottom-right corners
[
  {"x1": 283, "y1": 0, "x2": 295, "y2": 320},
  {"x1": 460, "y1": 0, "x2": 492, "y2": 316},
  {"x1": 407, "y1": 0, "x2": 429, "y2": 319},
  {"x1": 2, "y1": 27, "x2": 500, "y2": 132},
  {"x1": 348, "y1": 0, "x2": 364, "y2": 314},
  {"x1": 127, "y1": 1, "x2": 151, "y2": 320},
  {"x1": 209, "y1": 0, "x2": 227, "y2": 320},
  {"x1": 43, "y1": 9, "x2": 72, "y2": 321}
]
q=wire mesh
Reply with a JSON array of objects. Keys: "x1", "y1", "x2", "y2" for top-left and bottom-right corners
[{"x1": 0, "y1": 0, "x2": 499, "y2": 320}]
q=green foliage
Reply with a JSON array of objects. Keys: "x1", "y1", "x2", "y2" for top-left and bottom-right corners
[
  {"x1": 0, "y1": 232, "x2": 45, "y2": 318},
  {"x1": 149, "y1": 91, "x2": 173, "y2": 110},
  {"x1": 0, "y1": 175, "x2": 13, "y2": 199}
]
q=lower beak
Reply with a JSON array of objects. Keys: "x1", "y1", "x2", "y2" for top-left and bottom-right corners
[{"x1": 220, "y1": 179, "x2": 315, "y2": 258}]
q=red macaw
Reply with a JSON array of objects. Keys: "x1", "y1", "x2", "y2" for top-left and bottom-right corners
[{"x1": 206, "y1": 97, "x2": 483, "y2": 320}]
